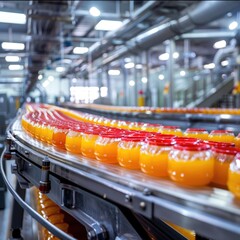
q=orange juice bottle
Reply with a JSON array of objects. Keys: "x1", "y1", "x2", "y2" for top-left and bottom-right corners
[
  {"x1": 141, "y1": 123, "x2": 162, "y2": 132},
  {"x1": 94, "y1": 132, "x2": 122, "y2": 163},
  {"x1": 227, "y1": 153, "x2": 240, "y2": 198},
  {"x1": 159, "y1": 126, "x2": 182, "y2": 136},
  {"x1": 208, "y1": 130, "x2": 235, "y2": 143},
  {"x1": 128, "y1": 122, "x2": 144, "y2": 131},
  {"x1": 140, "y1": 138, "x2": 173, "y2": 177},
  {"x1": 117, "y1": 135, "x2": 145, "y2": 170},
  {"x1": 168, "y1": 143, "x2": 214, "y2": 186},
  {"x1": 212, "y1": 147, "x2": 238, "y2": 187},
  {"x1": 65, "y1": 128, "x2": 83, "y2": 154},
  {"x1": 234, "y1": 133, "x2": 240, "y2": 147},
  {"x1": 52, "y1": 124, "x2": 69, "y2": 149},
  {"x1": 184, "y1": 128, "x2": 208, "y2": 140}
]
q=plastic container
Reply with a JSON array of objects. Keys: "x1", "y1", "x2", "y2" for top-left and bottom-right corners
[
  {"x1": 94, "y1": 132, "x2": 122, "y2": 163},
  {"x1": 140, "y1": 138, "x2": 173, "y2": 177},
  {"x1": 184, "y1": 128, "x2": 208, "y2": 140},
  {"x1": 208, "y1": 130, "x2": 235, "y2": 143},
  {"x1": 159, "y1": 126, "x2": 183, "y2": 137},
  {"x1": 212, "y1": 147, "x2": 238, "y2": 187},
  {"x1": 234, "y1": 133, "x2": 240, "y2": 148},
  {"x1": 52, "y1": 125, "x2": 69, "y2": 149},
  {"x1": 65, "y1": 128, "x2": 83, "y2": 154},
  {"x1": 117, "y1": 136, "x2": 145, "y2": 169},
  {"x1": 168, "y1": 143, "x2": 214, "y2": 186},
  {"x1": 227, "y1": 153, "x2": 240, "y2": 198},
  {"x1": 141, "y1": 123, "x2": 162, "y2": 132}
]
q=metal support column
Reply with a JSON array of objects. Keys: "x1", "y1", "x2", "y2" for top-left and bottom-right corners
[
  {"x1": 167, "y1": 40, "x2": 175, "y2": 108},
  {"x1": 134, "y1": 55, "x2": 138, "y2": 106},
  {"x1": 184, "y1": 39, "x2": 190, "y2": 69},
  {"x1": 106, "y1": 66, "x2": 112, "y2": 104},
  {"x1": 97, "y1": 69, "x2": 103, "y2": 104},
  {"x1": 121, "y1": 59, "x2": 128, "y2": 106},
  {"x1": 143, "y1": 51, "x2": 151, "y2": 106}
]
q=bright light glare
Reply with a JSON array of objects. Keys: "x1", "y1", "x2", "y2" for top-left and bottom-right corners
[
  {"x1": 72, "y1": 78, "x2": 77, "y2": 83},
  {"x1": 213, "y1": 40, "x2": 226, "y2": 49},
  {"x1": 38, "y1": 74, "x2": 43, "y2": 80},
  {"x1": 124, "y1": 57, "x2": 132, "y2": 62},
  {"x1": 56, "y1": 66, "x2": 66, "y2": 73},
  {"x1": 180, "y1": 70, "x2": 186, "y2": 77},
  {"x1": 2, "y1": 42, "x2": 25, "y2": 50},
  {"x1": 135, "y1": 64, "x2": 142, "y2": 69},
  {"x1": 229, "y1": 21, "x2": 238, "y2": 30},
  {"x1": 124, "y1": 62, "x2": 135, "y2": 69},
  {"x1": 129, "y1": 80, "x2": 135, "y2": 86},
  {"x1": 204, "y1": 63, "x2": 215, "y2": 69},
  {"x1": 8, "y1": 65, "x2": 23, "y2": 70},
  {"x1": 73, "y1": 47, "x2": 89, "y2": 54},
  {"x1": 48, "y1": 76, "x2": 54, "y2": 82},
  {"x1": 221, "y1": 60, "x2": 229, "y2": 67},
  {"x1": 108, "y1": 69, "x2": 120, "y2": 76},
  {"x1": 159, "y1": 52, "x2": 179, "y2": 61},
  {"x1": 43, "y1": 80, "x2": 50, "y2": 88},
  {"x1": 173, "y1": 52, "x2": 179, "y2": 59},
  {"x1": 95, "y1": 20, "x2": 123, "y2": 31},
  {"x1": 158, "y1": 74, "x2": 164, "y2": 80},
  {"x1": 0, "y1": 11, "x2": 26, "y2": 24},
  {"x1": 89, "y1": 7, "x2": 101, "y2": 17},
  {"x1": 141, "y1": 77, "x2": 148, "y2": 83},
  {"x1": 5, "y1": 56, "x2": 21, "y2": 62}
]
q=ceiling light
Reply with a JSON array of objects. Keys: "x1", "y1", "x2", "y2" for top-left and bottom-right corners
[
  {"x1": 56, "y1": 66, "x2": 66, "y2": 73},
  {"x1": 108, "y1": 69, "x2": 120, "y2": 76},
  {"x1": 8, "y1": 65, "x2": 24, "y2": 70},
  {"x1": 204, "y1": 63, "x2": 215, "y2": 69},
  {"x1": 43, "y1": 80, "x2": 50, "y2": 88},
  {"x1": 48, "y1": 76, "x2": 54, "y2": 82},
  {"x1": 72, "y1": 78, "x2": 77, "y2": 83},
  {"x1": 141, "y1": 77, "x2": 148, "y2": 83},
  {"x1": 229, "y1": 21, "x2": 238, "y2": 30},
  {"x1": 62, "y1": 59, "x2": 72, "y2": 64},
  {"x1": 173, "y1": 52, "x2": 179, "y2": 59},
  {"x1": 73, "y1": 47, "x2": 88, "y2": 54},
  {"x1": 95, "y1": 20, "x2": 123, "y2": 31},
  {"x1": 124, "y1": 62, "x2": 135, "y2": 69},
  {"x1": 0, "y1": 11, "x2": 26, "y2": 24},
  {"x1": 5, "y1": 56, "x2": 21, "y2": 62},
  {"x1": 38, "y1": 74, "x2": 43, "y2": 80},
  {"x1": 158, "y1": 74, "x2": 164, "y2": 80},
  {"x1": 213, "y1": 40, "x2": 226, "y2": 49},
  {"x1": 221, "y1": 60, "x2": 229, "y2": 66},
  {"x1": 124, "y1": 57, "x2": 132, "y2": 62},
  {"x1": 89, "y1": 7, "x2": 101, "y2": 17},
  {"x1": 180, "y1": 70, "x2": 186, "y2": 77},
  {"x1": 2, "y1": 42, "x2": 25, "y2": 50},
  {"x1": 159, "y1": 53, "x2": 169, "y2": 61},
  {"x1": 129, "y1": 80, "x2": 135, "y2": 86},
  {"x1": 135, "y1": 64, "x2": 143, "y2": 69}
]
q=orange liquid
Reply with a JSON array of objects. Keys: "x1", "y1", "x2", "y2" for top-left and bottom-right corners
[
  {"x1": 34, "y1": 123, "x2": 42, "y2": 140},
  {"x1": 40, "y1": 125, "x2": 48, "y2": 143},
  {"x1": 95, "y1": 138, "x2": 120, "y2": 163},
  {"x1": 65, "y1": 132, "x2": 82, "y2": 154},
  {"x1": 81, "y1": 133, "x2": 98, "y2": 159},
  {"x1": 168, "y1": 158, "x2": 214, "y2": 186},
  {"x1": 52, "y1": 130, "x2": 68, "y2": 149},
  {"x1": 46, "y1": 126, "x2": 54, "y2": 144},
  {"x1": 28, "y1": 121, "x2": 35, "y2": 136},
  {"x1": 212, "y1": 160, "x2": 230, "y2": 187},
  {"x1": 184, "y1": 132, "x2": 208, "y2": 141},
  {"x1": 117, "y1": 142, "x2": 141, "y2": 169},
  {"x1": 166, "y1": 222, "x2": 195, "y2": 240},
  {"x1": 208, "y1": 134, "x2": 235, "y2": 143},
  {"x1": 21, "y1": 116, "x2": 28, "y2": 131},
  {"x1": 161, "y1": 129, "x2": 182, "y2": 137},
  {"x1": 235, "y1": 137, "x2": 240, "y2": 147},
  {"x1": 227, "y1": 170, "x2": 240, "y2": 198},
  {"x1": 140, "y1": 146, "x2": 169, "y2": 177}
]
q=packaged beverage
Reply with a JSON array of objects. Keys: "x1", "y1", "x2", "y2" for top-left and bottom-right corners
[
  {"x1": 184, "y1": 128, "x2": 208, "y2": 140},
  {"x1": 128, "y1": 122, "x2": 145, "y2": 131},
  {"x1": 168, "y1": 143, "x2": 214, "y2": 186},
  {"x1": 208, "y1": 130, "x2": 235, "y2": 143},
  {"x1": 52, "y1": 125, "x2": 69, "y2": 149},
  {"x1": 227, "y1": 153, "x2": 240, "y2": 198},
  {"x1": 65, "y1": 128, "x2": 83, "y2": 154},
  {"x1": 117, "y1": 135, "x2": 145, "y2": 169},
  {"x1": 234, "y1": 133, "x2": 240, "y2": 148},
  {"x1": 159, "y1": 126, "x2": 183, "y2": 137},
  {"x1": 140, "y1": 138, "x2": 173, "y2": 177},
  {"x1": 141, "y1": 123, "x2": 162, "y2": 132},
  {"x1": 212, "y1": 147, "x2": 238, "y2": 187}
]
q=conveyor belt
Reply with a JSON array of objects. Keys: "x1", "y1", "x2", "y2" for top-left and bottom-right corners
[{"x1": 6, "y1": 117, "x2": 240, "y2": 240}]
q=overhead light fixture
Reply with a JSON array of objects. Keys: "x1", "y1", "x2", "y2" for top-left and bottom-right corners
[
  {"x1": 221, "y1": 60, "x2": 229, "y2": 66},
  {"x1": 0, "y1": 11, "x2": 26, "y2": 24},
  {"x1": 56, "y1": 66, "x2": 66, "y2": 73},
  {"x1": 158, "y1": 74, "x2": 164, "y2": 80},
  {"x1": 38, "y1": 74, "x2": 43, "y2": 80},
  {"x1": 159, "y1": 52, "x2": 179, "y2": 61},
  {"x1": 108, "y1": 69, "x2": 120, "y2": 76},
  {"x1": 5, "y1": 56, "x2": 21, "y2": 62},
  {"x1": 2, "y1": 42, "x2": 25, "y2": 50},
  {"x1": 135, "y1": 64, "x2": 143, "y2": 69},
  {"x1": 8, "y1": 64, "x2": 24, "y2": 70},
  {"x1": 124, "y1": 62, "x2": 135, "y2": 69},
  {"x1": 213, "y1": 40, "x2": 226, "y2": 49},
  {"x1": 141, "y1": 77, "x2": 148, "y2": 83},
  {"x1": 124, "y1": 57, "x2": 132, "y2": 62},
  {"x1": 180, "y1": 70, "x2": 186, "y2": 77},
  {"x1": 95, "y1": 20, "x2": 123, "y2": 31},
  {"x1": 62, "y1": 59, "x2": 72, "y2": 64},
  {"x1": 43, "y1": 80, "x2": 50, "y2": 88},
  {"x1": 73, "y1": 46, "x2": 88, "y2": 54},
  {"x1": 129, "y1": 80, "x2": 135, "y2": 86},
  {"x1": 89, "y1": 7, "x2": 101, "y2": 17},
  {"x1": 72, "y1": 78, "x2": 77, "y2": 83},
  {"x1": 229, "y1": 21, "x2": 238, "y2": 30},
  {"x1": 204, "y1": 63, "x2": 215, "y2": 69},
  {"x1": 48, "y1": 76, "x2": 54, "y2": 82},
  {"x1": 173, "y1": 52, "x2": 179, "y2": 59}
]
